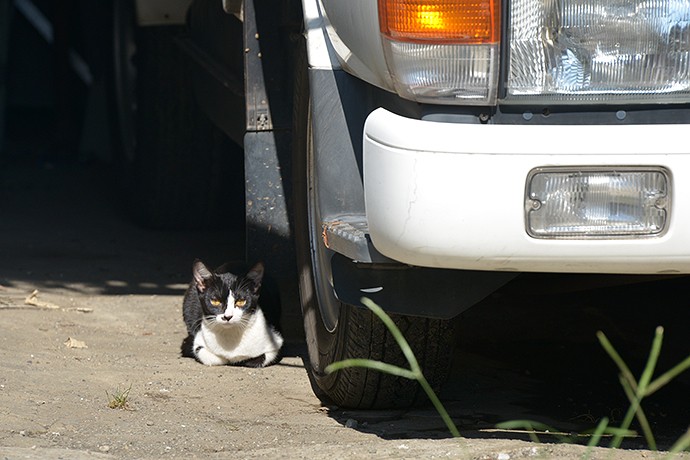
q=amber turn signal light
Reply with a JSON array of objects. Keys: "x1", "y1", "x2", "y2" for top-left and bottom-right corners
[{"x1": 378, "y1": 0, "x2": 500, "y2": 44}]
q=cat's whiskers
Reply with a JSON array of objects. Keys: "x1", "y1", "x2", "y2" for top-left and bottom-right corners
[
  {"x1": 203, "y1": 315, "x2": 222, "y2": 327},
  {"x1": 192, "y1": 319, "x2": 203, "y2": 331},
  {"x1": 203, "y1": 313, "x2": 248, "y2": 330},
  {"x1": 237, "y1": 316, "x2": 252, "y2": 330}
]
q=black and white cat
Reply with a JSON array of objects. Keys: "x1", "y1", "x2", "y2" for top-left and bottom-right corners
[{"x1": 182, "y1": 260, "x2": 283, "y2": 367}]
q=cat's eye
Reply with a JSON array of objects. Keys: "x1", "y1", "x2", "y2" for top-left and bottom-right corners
[
  {"x1": 210, "y1": 299, "x2": 222, "y2": 307},
  {"x1": 235, "y1": 299, "x2": 247, "y2": 308}
]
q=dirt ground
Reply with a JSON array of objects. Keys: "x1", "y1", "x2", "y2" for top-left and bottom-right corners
[{"x1": 1, "y1": 160, "x2": 689, "y2": 459}]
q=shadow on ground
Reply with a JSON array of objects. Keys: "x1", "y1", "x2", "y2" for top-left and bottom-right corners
[{"x1": 323, "y1": 275, "x2": 690, "y2": 451}]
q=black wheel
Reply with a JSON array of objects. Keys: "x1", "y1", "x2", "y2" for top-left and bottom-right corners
[
  {"x1": 109, "y1": 0, "x2": 243, "y2": 229},
  {"x1": 292, "y1": 39, "x2": 458, "y2": 409}
]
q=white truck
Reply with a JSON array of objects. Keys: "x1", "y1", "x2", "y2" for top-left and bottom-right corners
[{"x1": 113, "y1": 0, "x2": 690, "y2": 409}]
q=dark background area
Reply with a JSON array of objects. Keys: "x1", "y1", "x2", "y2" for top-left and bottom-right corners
[
  {"x1": 1, "y1": 0, "x2": 246, "y2": 228},
  {"x1": 3, "y1": 0, "x2": 107, "y2": 161},
  {"x1": 0, "y1": 0, "x2": 245, "y2": 291}
]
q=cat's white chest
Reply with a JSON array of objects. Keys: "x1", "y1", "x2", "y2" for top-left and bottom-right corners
[{"x1": 195, "y1": 310, "x2": 283, "y2": 366}]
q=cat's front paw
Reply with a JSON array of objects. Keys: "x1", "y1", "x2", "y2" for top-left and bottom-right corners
[{"x1": 194, "y1": 346, "x2": 229, "y2": 366}]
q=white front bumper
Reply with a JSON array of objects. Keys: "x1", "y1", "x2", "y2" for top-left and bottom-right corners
[{"x1": 363, "y1": 108, "x2": 690, "y2": 274}]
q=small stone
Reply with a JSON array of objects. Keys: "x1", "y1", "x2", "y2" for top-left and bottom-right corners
[
  {"x1": 345, "y1": 419, "x2": 358, "y2": 429},
  {"x1": 99, "y1": 445, "x2": 110, "y2": 452}
]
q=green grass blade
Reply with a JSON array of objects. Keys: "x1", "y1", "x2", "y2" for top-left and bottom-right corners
[
  {"x1": 637, "y1": 326, "x2": 663, "y2": 394},
  {"x1": 327, "y1": 298, "x2": 462, "y2": 438},
  {"x1": 359, "y1": 297, "x2": 460, "y2": 437},
  {"x1": 646, "y1": 354, "x2": 690, "y2": 397},
  {"x1": 667, "y1": 427, "x2": 690, "y2": 456},
  {"x1": 611, "y1": 373, "x2": 644, "y2": 449},
  {"x1": 495, "y1": 420, "x2": 559, "y2": 431},
  {"x1": 326, "y1": 359, "x2": 417, "y2": 380},
  {"x1": 581, "y1": 417, "x2": 610, "y2": 460},
  {"x1": 361, "y1": 297, "x2": 421, "y2": 374},
  {"x1": 606, "y1": 328, "x2": 663, "y2": 450},
  {"x1": 618, "y1": 375, "x2": 656, "y2": 450},
  {"x1": 416, "y1": 373, "x2": 460, "y2": 438},
  {"x1": 597, "y1": 331, "x2": 638, "y2": 393},
  {"x1": 494, "y1": 420, "x2": 572, "y2": 443},
  {"x1": 598, "y1": 329, "x2": 653, "y2": 449},
  {"x1": 581, "y1": 425, "x2": 634, "y2": 437},
  {"x1": 493, "y1": 327, "x2": 688, "y2": 454},
  {"x1": 586, "y1": 417, "x2": 609, "y2": 448}
]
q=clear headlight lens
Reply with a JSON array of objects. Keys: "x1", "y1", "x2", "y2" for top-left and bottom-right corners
[
  {"x1": 381, "y1": 42, "x2": 498, "y2": 104},
  {"x1": 526, "y1": 168, "x2": 670, "y2": 238},
  {"x1": 507, "y1": 0, "x2": 690, "y2": 104},
  {"x1": 378, "y1": 0, "x2": 500, "y2": 105}
]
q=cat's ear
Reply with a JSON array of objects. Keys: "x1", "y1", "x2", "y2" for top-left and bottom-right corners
[
  {"x1": 246, "y1": 262, "x2": 264, "y2": 294},
  {"x1": 192, "y1": 259, "x2": 214, "y2": 292}
]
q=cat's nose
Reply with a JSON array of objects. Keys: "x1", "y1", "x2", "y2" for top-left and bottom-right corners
[{"x1": 222, "y1": 314, "x2": 233, "y2": 321}]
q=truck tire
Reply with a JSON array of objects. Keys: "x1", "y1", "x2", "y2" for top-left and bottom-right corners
[
  {"x1": 292, "y1": 42, "x2": 458, "y2": 409},
  {"x1": 110, "y1": 0, "x2": 242, "y2": 229}
]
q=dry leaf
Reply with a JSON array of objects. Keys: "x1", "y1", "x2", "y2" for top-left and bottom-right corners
[
  {"x1": 66, "y1": 307, "x2": 94, "y2": 313},
  {"x1": 24, "y1": 290, "x2": 61, "y2": 309},
  {"x1": 64, "y1": 337, "x2": 88, "y2": 349}
]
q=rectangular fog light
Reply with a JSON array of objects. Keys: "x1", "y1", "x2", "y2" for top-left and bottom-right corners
[{"x1": 526, "y1": 167, "x2": 670, "y2": 239}]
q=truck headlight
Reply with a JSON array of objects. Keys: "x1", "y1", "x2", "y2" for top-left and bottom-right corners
[
  {"x1": 378, "y1": 0, "x2": 500, "y2": 105},
  {"x1": 506, "y1": 0, "x2": 690, "y2": 104},
  {"x1": 526, "y1": 167, "x2": 670, "y2": 238}
]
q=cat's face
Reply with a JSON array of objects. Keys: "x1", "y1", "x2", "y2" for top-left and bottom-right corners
[
  {"x1": 192, "y1": 261, "x2": 264, "y2": 328},
  {"x1": 200, "y1": 278, "x2": 254, "y2": 326}
]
